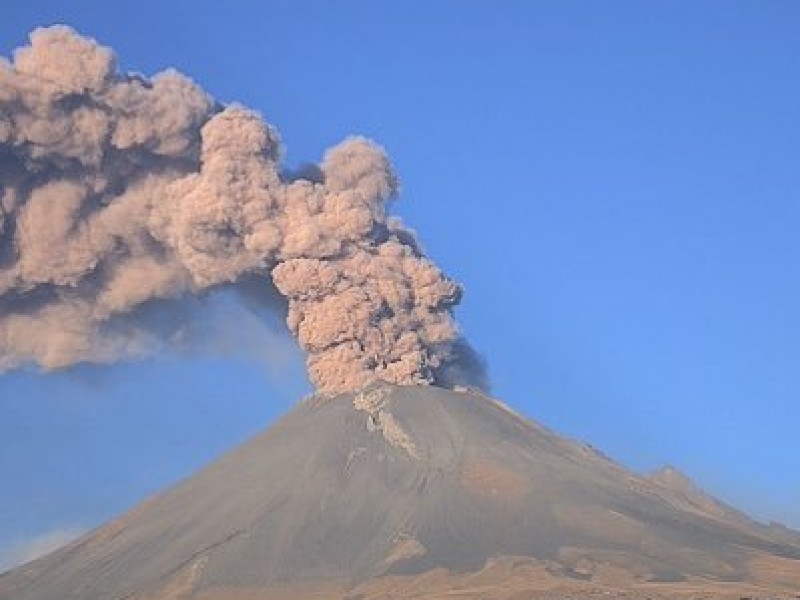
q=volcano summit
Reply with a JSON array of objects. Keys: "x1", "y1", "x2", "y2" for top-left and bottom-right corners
[{"x1": 2, "y1": 385, "x2": 799, "y2": 599}]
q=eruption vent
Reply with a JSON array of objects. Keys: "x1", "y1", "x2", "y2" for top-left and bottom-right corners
[{"x1": 0, "y1": 26, "x2": 484, "y2": 393}]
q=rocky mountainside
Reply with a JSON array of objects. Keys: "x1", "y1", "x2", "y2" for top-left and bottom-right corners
[{"x1": 2, "y1": 384, "x2": 799, "y2": 600}]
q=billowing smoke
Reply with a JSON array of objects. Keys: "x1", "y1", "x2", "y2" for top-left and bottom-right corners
[{"x1": 0, "y1": 26, "x2": 487, "y2": 394}]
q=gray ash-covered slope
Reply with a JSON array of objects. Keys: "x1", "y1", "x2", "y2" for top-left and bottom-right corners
[{"x1": 3, "y1": 385, "x2": 800, "y2": 599}]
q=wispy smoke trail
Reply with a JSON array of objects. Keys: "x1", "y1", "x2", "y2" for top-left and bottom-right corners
[{"x1": 0, "y1": 26, "x2": 487, "y2": 393}]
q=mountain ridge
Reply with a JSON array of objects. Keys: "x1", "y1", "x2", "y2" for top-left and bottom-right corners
[{"x1": 2, "y1": 384, "x2": 799, "y2": 599}]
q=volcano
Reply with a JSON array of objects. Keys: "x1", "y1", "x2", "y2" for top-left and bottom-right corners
[{"x1": 2, "y1": 385, "x2": 799, "y2": 599}]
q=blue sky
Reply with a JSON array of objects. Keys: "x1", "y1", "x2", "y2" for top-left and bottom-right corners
[{"x1": 1, "y1": 1, "x2": 798, "y2": 564}]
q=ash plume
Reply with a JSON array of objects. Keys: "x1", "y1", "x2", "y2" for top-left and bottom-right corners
[{"x1": 0, "y1": 26, "x2": 486, "y2": 394}]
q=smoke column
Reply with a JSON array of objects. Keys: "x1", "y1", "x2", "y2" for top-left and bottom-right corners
[{"x1": 0, "y1": 26, "x2": 486, "y2": 394}]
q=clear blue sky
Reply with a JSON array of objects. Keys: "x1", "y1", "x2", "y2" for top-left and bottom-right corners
[{"x1": 1, "y1": 1, "x2": 798, "y2": 563}]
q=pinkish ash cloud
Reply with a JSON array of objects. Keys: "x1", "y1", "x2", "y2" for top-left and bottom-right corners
[{"x1": 0, "y1": 26, "x2": 487, "y2": 394}]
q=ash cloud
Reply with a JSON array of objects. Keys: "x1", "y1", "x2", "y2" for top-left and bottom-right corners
[{"x1": 0, "y1": 26, "x2": 487, "y2": 394}]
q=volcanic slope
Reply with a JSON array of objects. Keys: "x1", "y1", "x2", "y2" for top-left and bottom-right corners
[{"x1": 2, "y1": 385, "x2": 799, "y2": 599}]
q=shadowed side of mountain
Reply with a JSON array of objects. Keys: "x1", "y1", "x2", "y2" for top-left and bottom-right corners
[{"x1": 1, "y1": 384, "x2": 799, "y2": 600}]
